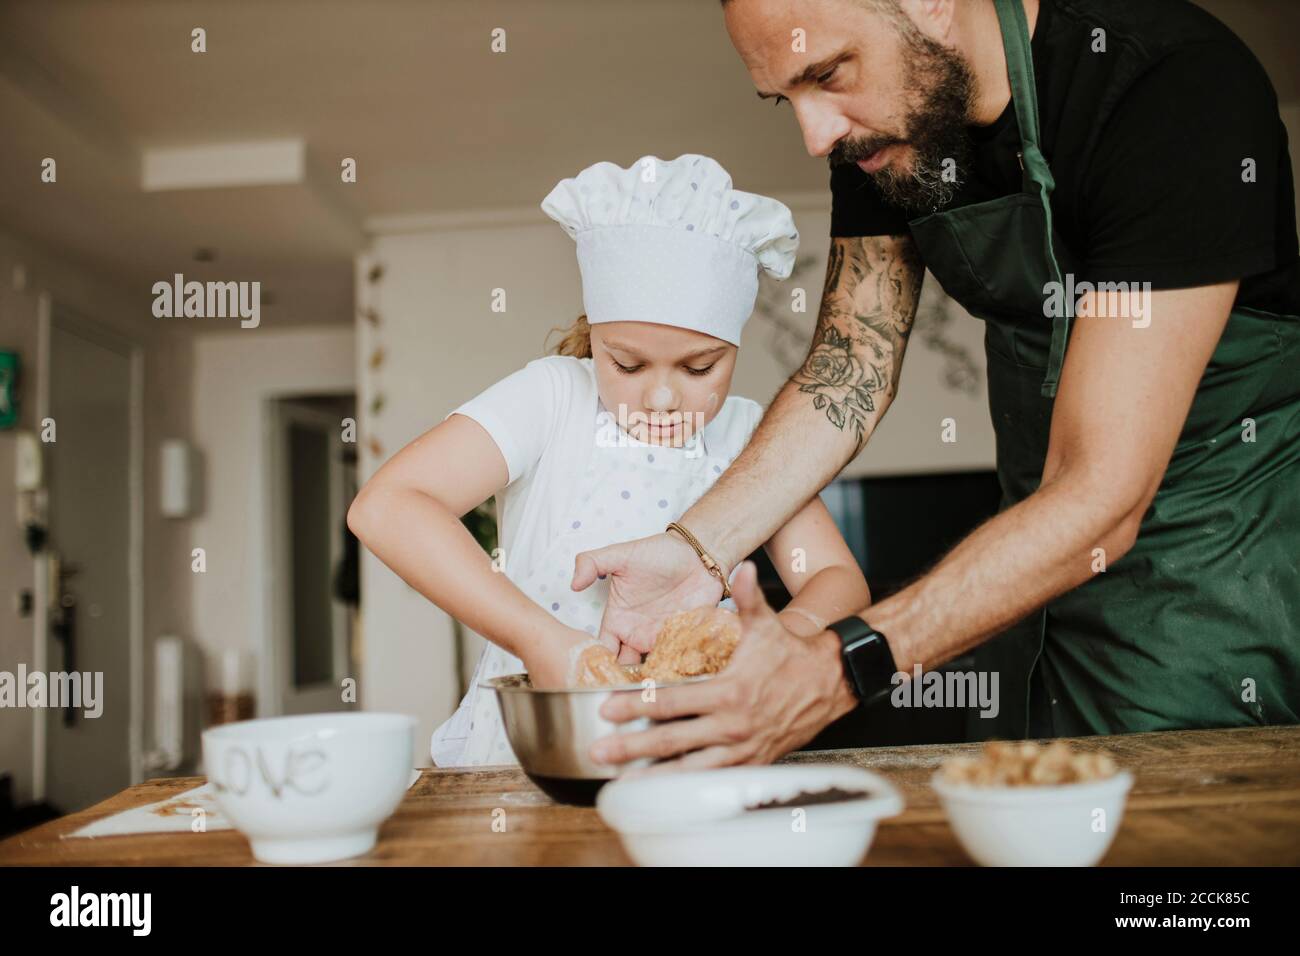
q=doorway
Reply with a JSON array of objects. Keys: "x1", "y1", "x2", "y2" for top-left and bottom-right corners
[
  {"x1": 37, "y1": 296, "x2": 142, "y2": 813},
  {"x1": 264, "y1": 393, "x2": 359, "y2": 715}
]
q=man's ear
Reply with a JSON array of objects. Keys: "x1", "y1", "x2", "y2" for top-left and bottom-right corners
[{"x1": 902, "y1": 0, "x2": 958, "y2": 41}]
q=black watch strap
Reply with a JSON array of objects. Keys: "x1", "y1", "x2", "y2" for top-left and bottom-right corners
[{"x1": 827, "y1": 616, "x2": 897, "y2": 706}]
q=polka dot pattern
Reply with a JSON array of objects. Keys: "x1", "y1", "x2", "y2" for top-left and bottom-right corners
[{"x1": 540, "y1": 154, "x2": 799, "y2": 289}]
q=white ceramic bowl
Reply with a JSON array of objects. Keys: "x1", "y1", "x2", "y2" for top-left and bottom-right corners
[
  {"x1": 202, "y1": 712, "x2": 415, "y2": 864},
  {"x1": 931, "y1": 770, "x2": 1134, "y2": 866},
  {"x1": 597, "y1": 764, "x2": 903, "y2": 866}
]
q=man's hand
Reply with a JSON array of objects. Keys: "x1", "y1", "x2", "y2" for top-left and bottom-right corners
[
  {"x1": 571, "y1": 531, "x2": 723, "y2": 656},
  {"x1": 587, "y1": 561, "x2": 859, "y2": 771}
]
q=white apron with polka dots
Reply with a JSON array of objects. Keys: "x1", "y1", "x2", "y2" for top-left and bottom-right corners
[{"x1": 432, "y1": 412, "x2": 739, "y2": 768}]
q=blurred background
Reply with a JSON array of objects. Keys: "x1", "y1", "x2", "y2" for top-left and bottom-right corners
[{"x1": 1, "y1": 0, "x2": 1297, "y2": 828}]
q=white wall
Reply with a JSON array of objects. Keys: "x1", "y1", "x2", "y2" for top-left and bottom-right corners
[
  {"x1": 354, "y1": 198, "x2": 996, "y2": 757},
  {"x1": 189, "y1": 326, "x2": 355, "y2": 721}
]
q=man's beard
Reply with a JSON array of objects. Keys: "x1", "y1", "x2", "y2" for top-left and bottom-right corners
[{"x1": 829, "y1": 29, "x2": 976, "y2": 216}]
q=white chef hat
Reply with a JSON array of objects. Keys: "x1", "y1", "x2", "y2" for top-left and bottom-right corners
[{"x1": 541, "y1": 154, "x2": 799, "y2": 347}]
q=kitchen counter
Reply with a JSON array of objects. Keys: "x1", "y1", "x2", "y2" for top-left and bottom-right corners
[{"x1": 2, "y1": 726, "x2": 1297, "y2": 866}]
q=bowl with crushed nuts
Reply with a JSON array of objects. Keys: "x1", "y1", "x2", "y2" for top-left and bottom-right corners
[{"x1": 931, "y1": 740, "x2": 1133, "y2": 866}]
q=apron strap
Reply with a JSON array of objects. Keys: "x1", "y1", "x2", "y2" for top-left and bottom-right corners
[{"x1": 994, "y1": 0, "x2": 1070, "y2": 398}]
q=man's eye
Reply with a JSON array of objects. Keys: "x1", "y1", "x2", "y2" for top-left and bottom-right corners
[
  {"x1": 772, "y1": 94, "x2": 789, "y2": 107},
  {"x1": 612, "y1": 360, "x2": 642, "y2": 375},
  {"x1": 817, "y1": 67, "x2": 838, "y2": 85},
  {"x1": 686, "y1": 363, "x2": 717, "y2": 376}
]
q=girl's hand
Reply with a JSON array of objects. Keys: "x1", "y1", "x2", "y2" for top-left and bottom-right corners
[{"x1": 525, "y1": 627, "x2": 628, "y2": 689}]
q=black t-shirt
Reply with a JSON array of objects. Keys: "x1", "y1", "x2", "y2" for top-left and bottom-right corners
[{"x1": 829, "y1": 0, "x2": 1300, "y2": 315}]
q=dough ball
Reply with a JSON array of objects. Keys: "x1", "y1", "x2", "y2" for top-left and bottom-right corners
[{"x1": 640, "y1": 607, "x2": 741, "y2": 683}]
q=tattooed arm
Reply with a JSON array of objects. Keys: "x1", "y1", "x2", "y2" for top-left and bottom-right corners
[{"x1": 678, "y1": 233, "x2": 924, "y2": 572}]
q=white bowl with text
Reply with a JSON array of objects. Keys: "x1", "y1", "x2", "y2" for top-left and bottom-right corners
[{"x1": 202, "y1": 712, "x2": 415, "y2": 864}]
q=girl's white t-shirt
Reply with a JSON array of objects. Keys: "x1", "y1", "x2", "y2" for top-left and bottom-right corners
[{"x1": 443, "y1": 353, "x2": 764, "y2": 604}]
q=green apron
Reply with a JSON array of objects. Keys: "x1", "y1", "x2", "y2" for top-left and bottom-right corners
[{"x1": 907, "y1": 0, "x2": 1300, "y2": 739}]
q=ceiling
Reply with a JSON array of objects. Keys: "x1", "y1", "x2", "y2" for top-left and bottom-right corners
[
  {"x1": 0, "y1": 0, "x2": 817, "y2": 329},
  {"x1": 1, "y1": 0, "x2": 1296, "y2": 330}
]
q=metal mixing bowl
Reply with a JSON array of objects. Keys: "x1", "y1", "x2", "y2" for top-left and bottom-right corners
[{"x1": 481, "y1": 672, "x2": 709, "y2": 806}]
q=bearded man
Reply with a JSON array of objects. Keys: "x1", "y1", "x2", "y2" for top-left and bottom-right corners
[{"x1": 571, "y1": 0, "x2": 1300, "y2": 769}]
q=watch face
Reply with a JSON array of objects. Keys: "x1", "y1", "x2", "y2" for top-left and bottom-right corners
[
  {"x1": 835, "y1": 622, "x2": 895, "y2": 705},
  {"x1": 831, "y1": 616, "x2": 880, "y2": 646}
]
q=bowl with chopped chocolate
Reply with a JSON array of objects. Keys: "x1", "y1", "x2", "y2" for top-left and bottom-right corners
[
  {"x1": 484, "y1": 607, "x2": 743, "y2": 806},
  {"x1": 931, "y1": 740, "x2": 1134, "y2": 867},
  {"x1": 596, "y1": 765, "x2": 903, "y2": 866}
]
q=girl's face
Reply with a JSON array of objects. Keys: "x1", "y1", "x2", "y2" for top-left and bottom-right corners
[{"x1": 590, "y1": 321, "x2": 738, "y2": 447}]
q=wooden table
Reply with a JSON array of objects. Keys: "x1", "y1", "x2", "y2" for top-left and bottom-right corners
[{"x1": 2, "y1": 727, "x2": 1297, "y2": 866}]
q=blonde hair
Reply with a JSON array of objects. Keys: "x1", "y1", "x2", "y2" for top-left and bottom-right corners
[{"x1": 547, "y1": 313, "x2": 593, "y2": 359}]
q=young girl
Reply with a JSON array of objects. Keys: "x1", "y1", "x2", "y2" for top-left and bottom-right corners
[{"x1": 349, "y1": 154, "x2": 871, "y2": 767}]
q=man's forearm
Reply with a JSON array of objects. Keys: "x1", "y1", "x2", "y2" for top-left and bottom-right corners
[
  {"x1": 681, "y1": 234, "x2": 925, "y2": 571},
  {"x1": 863, "y1": 470, "x2": 1137, "y2": 672},
  {"x1": 680, "y1": 373, "x2": 862, "y2": 573}
]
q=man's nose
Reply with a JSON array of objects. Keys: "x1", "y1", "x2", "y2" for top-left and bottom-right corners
[{"x1": 795, "y1": 99, "x2": 851, "y2": 158}]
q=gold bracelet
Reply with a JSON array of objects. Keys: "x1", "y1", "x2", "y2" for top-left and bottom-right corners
[{"x1": 666, "y1": 521, "x2": 731, "y2": 599}]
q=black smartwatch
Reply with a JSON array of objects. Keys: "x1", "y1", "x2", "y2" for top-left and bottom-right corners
[{"x1": 827, "y1": 616, "x2": 897, "y2": 706}]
